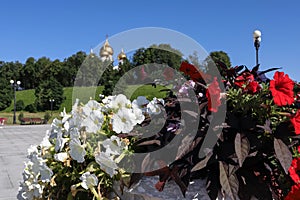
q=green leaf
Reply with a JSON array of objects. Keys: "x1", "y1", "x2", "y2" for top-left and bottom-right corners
[
  {"x1": 67, "y1": 192, "x2": 73, "y2": 200},
  {"x1": 234, "y1": 133, "x2": 250, "y2": 167},
  {"x1": 274, "y1": 138, "x2": 292, "y2": 174}
]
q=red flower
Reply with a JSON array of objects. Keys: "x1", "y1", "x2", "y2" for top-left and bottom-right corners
[
  {"x1": 291, "y1": 110, "x2": 300, "y2": 135},
  {"x1": 289, "y1": 157, "x2": 300, "y2": 184},
  {"x1": 270, "y1": 71, "x2": 295, "y2": 106},
  {"x1": 179, "y1": 62, "x2": 209, "y2": 81},
  {"x1": 206, "y1": 77, "x2": 221, "y2": 112},
  {"x1": 285, "y1": 184, "x2": 300, "y2": 200},
  {"x1": 246, "y1": 81, "x2": 261, "y2": 94},
  {"x1": 234, "y1": 72, "x2": 254, "y2": 88}
]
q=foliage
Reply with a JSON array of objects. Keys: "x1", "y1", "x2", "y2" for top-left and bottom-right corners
[
  {"x1": 0, "y1": 77, "x2": 13, "y2": 111},
  {"x1": 127, "y1": 61, "x2": 299, "y2": 200},
  {"x1": 44, "y1": 112, "x2": 51, "y2": 123},
  {"x1": 35, "y1": 77, "x2": 64, "y2": 111},
  {"x1": 18, "y1": 112, "x2": 24, "y2": 122},
  {"x1": 205, "y1": 51, "x2": 232, "y2": 78},
  {"x1": 25, "y1": 103, "x2": 37, "y2": 113},
  {"x1": 16, "y1": 99, "x2": 25, "y2": 111}
]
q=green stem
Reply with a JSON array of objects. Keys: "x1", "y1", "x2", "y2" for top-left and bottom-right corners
[{"x1": 90, "y1": 187, "x2": 101, "y2": 200}]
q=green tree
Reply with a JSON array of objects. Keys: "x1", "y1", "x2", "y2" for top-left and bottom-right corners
[
  {"x1": 62, "y1": 51, "x2": 87, "y2": 87},
  {"x1": 34, "y1": 57, "x2": 52, "y2": 88},
  {"x1": 132, "y1": 44, "x2": 183, "y2": 70},
  {"x1": 20, "y1": 57, "x2": 37, "y2": 89},
  {"x1": 210, "y1": 51, "x2": 231, "y2": 67},
  {"x1": 0, "y1": 78, "x2": 13, "y2": 111},
  {"x1": 16, "y1": 100, "x2": 25, "y2": 111},
  {"x1": 0, "y1": 61, "x2": 23, "y2": 82},
  {"x1": 204, "y1": 51, "x2": 232, "y2": 77},
  {"x1": 35, "y1": 77, "x2": 64, "y2": 111}
]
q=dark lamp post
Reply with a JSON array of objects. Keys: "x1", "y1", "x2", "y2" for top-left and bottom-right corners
[
  {"x1": 49, "y1": 99, "x2": 55, "y2": 116},
  {"x1": 253, "y1": 30, "x2": 262, "y2": 66},
  {"x1": 10, "y1": 80, "x2": 21, "y2": 124}
]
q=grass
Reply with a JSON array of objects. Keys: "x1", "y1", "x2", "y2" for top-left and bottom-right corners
[{"x1": 0, "y1": 84, "x2": 169, "y2": 125}]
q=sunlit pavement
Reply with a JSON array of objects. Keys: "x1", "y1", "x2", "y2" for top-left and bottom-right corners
[{"x1": 0, "y1": 124, "x2": 50, "y2": 200}]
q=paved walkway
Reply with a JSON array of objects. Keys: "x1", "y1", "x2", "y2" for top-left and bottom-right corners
[{"x1": 0, "y1": 124, "x2": 50, "y2": 200}]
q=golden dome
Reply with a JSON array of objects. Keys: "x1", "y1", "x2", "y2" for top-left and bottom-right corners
[
  {"x1": 118, "y1": 48, "x2": 127, "y2": 60},
  {"x1": 99, "y1": 37, "x2": 114, "y2": 57}
]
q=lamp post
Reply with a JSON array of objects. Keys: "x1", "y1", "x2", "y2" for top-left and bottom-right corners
[
  {"x1": 253, "y1": 30, "x2": 262, "y2": 66},
  {"x1": 49, "y1": 99, "x2": 55, "y2": 116},
  {"x1": 10, "y1": 80, "x2": 21, "y2": 124}
]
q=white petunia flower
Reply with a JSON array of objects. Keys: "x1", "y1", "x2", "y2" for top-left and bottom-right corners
[
  {"x1": 60, "y1": 107, "x2": 72, "y2": 124},
  {"x1": 54, "y1": 152, "x2": 68, "y2": 162},
  {"x1": 55, "y1": 131, "x2": 68, "y2": 152},
  {"x1": 80, "y1": 172, "x2": 98, "y2": 190},
  {"x1": 109, "y1": 94, "x2": 131, "y2": 110},
  {"x1": 40, "y1": 131, "x2": 52, "y2": 150},
  {"x1": 95, "y1": 152, "x2": 118, "y2": 177},
  {"x1": 50, "y1": 118, "x2": 62, "y2": 139},
  {"x1": 69, "y1": 139, "x2": 86, "y2": 163},
  {"x1": 69, "y1": 127, "x2": 80, "y2": 141},
  {"x1": 27, "y1": 145, "x2": 39, "y2": 156},
  {"x1": 132, "y1": 96, "x2": 149, "y2": 110},
  {"x1": 112, "y1": 107, "x2": 136, "y2": 133},
  {"x1": 82, "y1": 100, "x2": 102, "y2": 116},
  {"x1": 102, "y1": 135, "x2": 126, "y2": 156},
  {"x1": 82, "y1": 109, "x2": 104, "y2": 133},
  {"x1": 147, "y1": 97, "x2": 163, "y2": 115},
  {"x1": 39, "y1": 164, "x2": 53, "y2": 182},
  {"x1": 132, "y1": 105, "x2": 145, "y2": 124}
]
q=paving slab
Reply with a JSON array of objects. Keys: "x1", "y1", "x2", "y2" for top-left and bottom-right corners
[{"x1": 0, "y1": 125, "x2": 50, "y2": 200}]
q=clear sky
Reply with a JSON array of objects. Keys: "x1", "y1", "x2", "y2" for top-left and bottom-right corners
[{"x1": 1, "y1": 0, "x2": 299, "y2": 80}]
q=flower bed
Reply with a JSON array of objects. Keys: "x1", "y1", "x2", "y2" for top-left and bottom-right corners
[{"x1": 18, "y1": 61, "x2": 300, "y2": 200}]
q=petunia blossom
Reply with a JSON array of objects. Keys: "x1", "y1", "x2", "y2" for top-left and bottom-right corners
[
  {"x1": 95, "y1": 152, "x2": 119, "y2": 177},
  {"x1": 269, "y1": 71, "x2": 295, "y2": 106},
  {"x1": 206, "y1": 77, "x2": 221, "y2": 112},
  {"x1": 69, "y1": 139, "x2": 86, "y2": 163},
  {"x1": 288, "y1": 157, "x2": 300, "y2": 184},
  {"x1": 54, "y1": 152, "x2": 68, "y2": 162},
  {"x1": 291, "y1": 110, "x2": 300, "y2": 135},
  {"x1": 234, "y1": 72, "x2": 254, "y2": 88},
  {"x1": 112, "y1": 107, "x2": 137, "y2": 133},
  {"x1": 285, "y1": 184, "x2": 300, "y2": 200},
  {"x1": 179, "y1": 61, "x2": 203, "y2": 81},
  {"x1": 80, "y1": 172, "x2": 98, "y2": 190}
]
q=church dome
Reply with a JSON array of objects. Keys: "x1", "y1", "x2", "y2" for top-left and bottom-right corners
[
  {"x1": 99, "y1": 38, "x2": 114, "y2": 57},
  {"x1": 118, "y1": 48, "x2": 127, "y2": 60}
]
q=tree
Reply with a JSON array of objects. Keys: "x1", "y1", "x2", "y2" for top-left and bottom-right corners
[
  {"x1": 0, "y1": 77, "x2": 13, "y2": 111},
  {"x1": 20, "y1": 57, "x2": 36, "y2": 89},
  {"x1": 209, "y1": 51, "x2": 231, "y2": 68},
  {"x1": 132, "y1": 44, "x2": 183, "y2": 70},
  {"x1": 35, "y1": 77, "x2": 64, "y2": 111},
  {"x1": 204, "y1": 51, "x2": 232, "y2": 78},
  {"x1": 62, "y1": 51, "x2": 87, "y2": 87}
]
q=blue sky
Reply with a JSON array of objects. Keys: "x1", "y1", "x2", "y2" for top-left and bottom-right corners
[{"x1": 1, "y1": 0, "x2": 299, "y2": 80}]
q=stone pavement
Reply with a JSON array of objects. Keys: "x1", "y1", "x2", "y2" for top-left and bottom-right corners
[{"x1": 0, "y1": 124, "x2": 50, "y2": 200}]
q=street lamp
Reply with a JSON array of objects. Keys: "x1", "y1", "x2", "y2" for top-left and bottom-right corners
[
  {"x1": 10, "y1": 80, "x2": 21, "y2": 124},
  {"x1": 49, "y1": 99, "x2": 55, "y2": 116},
  {"x1": 253, "y1": 29, "x2": 262, "y2": 66}
]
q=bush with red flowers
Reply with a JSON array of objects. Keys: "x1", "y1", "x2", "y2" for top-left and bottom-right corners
[{"x1": 129, "y1": 61, "x2": 300, "y2": 200}]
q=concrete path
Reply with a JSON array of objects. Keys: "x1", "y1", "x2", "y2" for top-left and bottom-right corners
[{"x1": 0, "y1": 124, "x2": 50, "y2": 200}]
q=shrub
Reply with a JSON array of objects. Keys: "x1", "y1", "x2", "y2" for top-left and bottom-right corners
[
  {"x1": 25, "y1": 103, "x2": 37, "y2": 113},
  {"x1": 44, "y1": 112, "x2": 51, "y2": 124},
  {"x1": 18, "y1": 112, "x2": 24, "y2": 123},
  {"x1": 16, "y1": 100, "x2": 25, "y2": 111}
]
